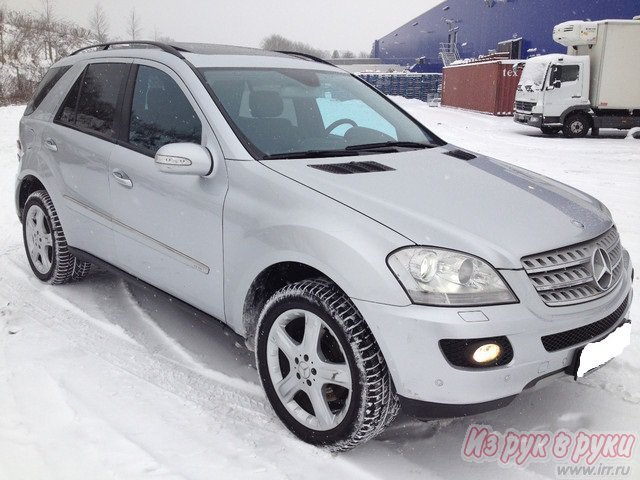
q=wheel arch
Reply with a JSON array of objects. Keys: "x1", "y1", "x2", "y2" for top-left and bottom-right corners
[
  {"x1": 242, "y1": 261, "x2": 340, "y2": 348},
  {"x1": 17, "y1": 174, "x2": 47, "y2": 221},
  {"x1": 559, "y1": 105, "x2": 593, "y2": 125}
]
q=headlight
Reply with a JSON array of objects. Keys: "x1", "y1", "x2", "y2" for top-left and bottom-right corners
[{"x1": 387, "y1": 247, "x2": 518, "y2": 306}]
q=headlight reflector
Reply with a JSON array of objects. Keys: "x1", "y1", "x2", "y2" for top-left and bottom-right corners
[{"x1": 387, "y1": 247, "x2": 517, "y2": 306}]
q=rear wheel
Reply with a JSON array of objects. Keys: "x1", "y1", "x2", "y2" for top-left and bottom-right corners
[
  {"x1": 22, "y1": 190, "x2": 91, "y2": 284},
  {"x1": 256, "y1": 279, "x2": 399, "y2": 451},
  {"x1": 562, "y1": 112, "x2": 591, "y2": 138}
]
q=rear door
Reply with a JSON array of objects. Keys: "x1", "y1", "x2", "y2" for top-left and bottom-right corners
[
  {"x1": 108, "y1": 61, "x2": 228, "y2": 318},
  {"x1": 49, "y1": 60, "x2": 131, "y2": 263}
]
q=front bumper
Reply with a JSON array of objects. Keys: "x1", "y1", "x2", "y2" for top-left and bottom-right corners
[
  {"x1": 514, "y1": 111, "x2": 562, "y2": 128},
  {"x1": 355, "y1": 257, "x2": 633, "y2": 415},
  {"x1": 514, "y1": 111, "x2": 543, "y2": 127}
]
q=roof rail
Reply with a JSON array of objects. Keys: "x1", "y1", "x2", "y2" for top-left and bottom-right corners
[
  {"x1": 275, "y1": 50, "x2": 336, "y2": 67},
  {"x1": 70, "y1": 41, "x2": 189, "y2": 59}
]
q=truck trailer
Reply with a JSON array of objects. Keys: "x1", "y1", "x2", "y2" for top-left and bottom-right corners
[{"x1": 514, "y1": 18, "x2": 640, "y2": 137}]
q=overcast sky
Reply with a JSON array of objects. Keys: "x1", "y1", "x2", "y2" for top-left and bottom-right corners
[{"x1": 7, "y1": 0, "x2": 442, "y2": 53}]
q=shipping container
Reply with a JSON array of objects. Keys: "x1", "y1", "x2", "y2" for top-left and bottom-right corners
[{"x1": 441, "y1": 61, "x2": 521, "y2": 115}]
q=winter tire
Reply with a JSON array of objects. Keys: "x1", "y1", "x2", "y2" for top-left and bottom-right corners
[
  {"x1": 562, "y1": 113, "x2": 591, "y2": 138},
  {"x1": 256, "y1": 278, "x2": 399, "y2": 451},
  {"x1": 22, "y1": 190, "x2": 91, "y2": 284}
]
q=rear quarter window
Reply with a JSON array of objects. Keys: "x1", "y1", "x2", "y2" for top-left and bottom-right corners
[{"x1": 24, "y1": 66, "x2": 71, "y2": 116}]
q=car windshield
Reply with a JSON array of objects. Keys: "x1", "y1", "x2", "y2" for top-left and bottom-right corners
[{"x1": 198, "y1": 67, "x2": 442, "y2": 159}]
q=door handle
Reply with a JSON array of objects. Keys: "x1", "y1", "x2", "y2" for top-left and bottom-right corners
[
  {"x1": 112, "y1": 169, "x2": 133, "y2": 188},
  {"x1": 44, "y1": 138, "x2": 58, "y2": 152}
]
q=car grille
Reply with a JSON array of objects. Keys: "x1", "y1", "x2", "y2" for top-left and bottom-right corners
[
  {"x1": 541, "y1": 296, "x2": 629, "y2": 352},
  {"x1": 521, "y1": 227, "x2": 624, "y2": 306},
  {"x1": 515, "y1": 100, "x2": 536, "y2": 112}
]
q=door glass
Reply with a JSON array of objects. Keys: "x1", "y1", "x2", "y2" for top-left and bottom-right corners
[
  {"x1": 128, "y1": 65, "x2": 202, "y2": 154},
  {"x1": 56, "y1": 74, "x2": 82, "y2": 125},
  {"x1": 559, "y1": 65, "x2": 579, "y2": 83},
  {"x1": 55, "y1": 63, "x2": 127, "y2": 138},
  {"x1": 76, "y1": 63, "x2": 128, "y2": 138}
]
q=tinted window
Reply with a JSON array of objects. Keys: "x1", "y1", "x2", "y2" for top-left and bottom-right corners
[
  {"x1": 55, "y1": 63, "x2": 128, "y2": 140},
  {"x1": 25, "y1": 65, "x2": 71, "y2": 116},
  {"x1": 128, "y1": 65, "x2": 202, "y2": 154},
  {"x1": 76, "y1": 63, "x2": 128, "y2": 138},
  {"x1": 56, "y1": 73, "x2": 81, "y2": 125}
]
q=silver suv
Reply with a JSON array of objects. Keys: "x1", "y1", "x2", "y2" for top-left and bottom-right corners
[{"x1": 16, "y1": 42, "x2": 634, "y2": 451}]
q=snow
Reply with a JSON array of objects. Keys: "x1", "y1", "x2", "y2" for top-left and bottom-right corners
[{"x1": 1, "y1": 101, "x2": 639, "y2": 479}]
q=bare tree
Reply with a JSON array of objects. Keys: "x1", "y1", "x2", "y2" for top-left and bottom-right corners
[
  {"x1": 89, "y1": 3, "x2": 109, "y2": 43},
  {"x1": 331, "y1": 50, "x2": 340, "y2": 59},
  {"x1": 358, "y1": 50, "x2": 370, "y2": 59},
  {"x1": 0, "y1": 5, "x2": 6, "y2": 63},
  {"x1": 126, "y1": 8, "x2": 141, "y2": 40},
  {"x1": 41, "y1": 0, "x2": 54, "y2": 60}
]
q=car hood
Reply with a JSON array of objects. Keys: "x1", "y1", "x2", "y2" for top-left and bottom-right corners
[{"x1": 261, "y1": 147, "x2": 612, "y2": 269}]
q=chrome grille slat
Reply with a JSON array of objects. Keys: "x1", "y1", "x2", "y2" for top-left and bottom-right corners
[{"x1": 522, "y1": 227, "x2": 624, "y2": 306}]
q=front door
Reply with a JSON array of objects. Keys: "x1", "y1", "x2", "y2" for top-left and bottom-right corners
[
  {"x1": 108, "y1": 62, "x2": 227, "y2": 318},
  {"x1": 543, "y1": 63, "x2": 584, "y2": 116}
]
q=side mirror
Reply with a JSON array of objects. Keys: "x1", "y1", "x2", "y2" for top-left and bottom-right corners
[
  {"x1": 155, "y1": 143, "x2": 213, "y2": 176},
  {"x1": 553, "y1": 80, "x2": 561, "y2": 89}
]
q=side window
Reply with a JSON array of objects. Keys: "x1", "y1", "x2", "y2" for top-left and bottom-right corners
[
  {"x1": 551, "y1": 65, "x2": 580, "y2": 84},
  {"x1": 559, "y1": 65, "x2": 580, "y2": 83},
  {"x1": 128, "y1": 65, "x2": 202, "y2": 154},
  {"x1": 55, "y1": 62, "x2": 128, "y2": 140},
  {"x1": 24, "y1": 65, "x2": 71, "y2": 116}
]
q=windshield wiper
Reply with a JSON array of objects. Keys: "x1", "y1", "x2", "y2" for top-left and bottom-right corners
[
  {"x1": 262, "y1": 149, "x2": 361, "y2": 160},
  {"x1": 345, "y1": 141, "x2": 439, "y2": 151}
]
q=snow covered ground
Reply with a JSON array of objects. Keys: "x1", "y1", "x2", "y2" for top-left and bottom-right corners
[{"x1": 1, "y1": 101, "x2": 638, "y2": 479}]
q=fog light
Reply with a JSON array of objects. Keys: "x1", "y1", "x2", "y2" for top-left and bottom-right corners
[{"x1": 471, "y1": 343, "x2": 502, "y2": 364}]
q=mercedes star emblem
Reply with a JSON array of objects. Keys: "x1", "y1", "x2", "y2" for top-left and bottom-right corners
[{"x1": 591, "y1": 248, "x2": 613, "y2": 291}]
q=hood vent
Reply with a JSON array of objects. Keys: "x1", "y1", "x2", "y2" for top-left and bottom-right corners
[
  {"x1": 309, "y1": 161, "x2": 395, "y2": 174},
  {"x1": 443, "y1": 149, "x2": 477, "y2": 161}
]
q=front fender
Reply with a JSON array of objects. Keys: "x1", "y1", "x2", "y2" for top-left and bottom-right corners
[{"x1": 223, "y1": 160, "x2": 413, "y2": 336}]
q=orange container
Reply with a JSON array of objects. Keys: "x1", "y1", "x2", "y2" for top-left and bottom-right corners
[{"x1": 441, "y1": 61, "x2": 522, "y2": 116}]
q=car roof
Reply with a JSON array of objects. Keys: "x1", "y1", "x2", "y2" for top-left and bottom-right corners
[{"x1": 58, "y1": 41, "x2": 343, "y2": 73}]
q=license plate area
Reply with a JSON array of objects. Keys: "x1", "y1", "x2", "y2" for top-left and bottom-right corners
[{"x1": 568, "y1": 321, "x2": 631, "y2": 379}]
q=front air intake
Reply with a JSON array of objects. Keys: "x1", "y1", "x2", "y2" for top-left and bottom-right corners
[
  {"x1": 308, "y1": 161, "x2": 395, "y2": 174},
  {"x1": 442, "y1": 149, "x2": 477, "y2": 161}
]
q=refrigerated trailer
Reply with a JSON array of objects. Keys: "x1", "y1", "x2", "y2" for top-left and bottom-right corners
[{"x1": 514, "y1": 18, "x2": 640, "y2": 137}]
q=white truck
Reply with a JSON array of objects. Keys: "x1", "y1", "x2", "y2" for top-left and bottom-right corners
[{"x1": 514, "y1": 18, "x2": 640, "y2": 137}]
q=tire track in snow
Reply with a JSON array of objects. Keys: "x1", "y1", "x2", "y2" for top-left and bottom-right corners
[{"x1": 0, "y1": 255, "x2": 377, "y2": 480}]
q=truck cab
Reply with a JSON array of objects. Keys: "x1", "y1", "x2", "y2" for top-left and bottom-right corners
[
  {"x1": 514, "y1": 18, "x2": 640, "y2": 138},
  {"x1": 514, "y1": 54, "x2": 590, "y2": 135}
]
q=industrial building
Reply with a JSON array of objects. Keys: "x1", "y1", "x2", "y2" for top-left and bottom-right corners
[{"x1": 373, "y1": 0, "x2": 639, "y2": 72}]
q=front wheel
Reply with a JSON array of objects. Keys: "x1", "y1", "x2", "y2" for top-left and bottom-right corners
[
  {"x1": 256, "y1": 279, "x2": 399, "y2": 451},
  {"x1": 562, "y1": 113, "x2": 591, "y2": 138}
]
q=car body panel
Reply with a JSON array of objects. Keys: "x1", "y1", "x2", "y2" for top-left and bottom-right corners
[{"x1": 261, "y1": 147, "x2": 612, "y2": 269}]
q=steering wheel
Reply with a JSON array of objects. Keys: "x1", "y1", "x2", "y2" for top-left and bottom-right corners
[{"x1": 325, "y1": 118, "x2": 358, "y2": 134}]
